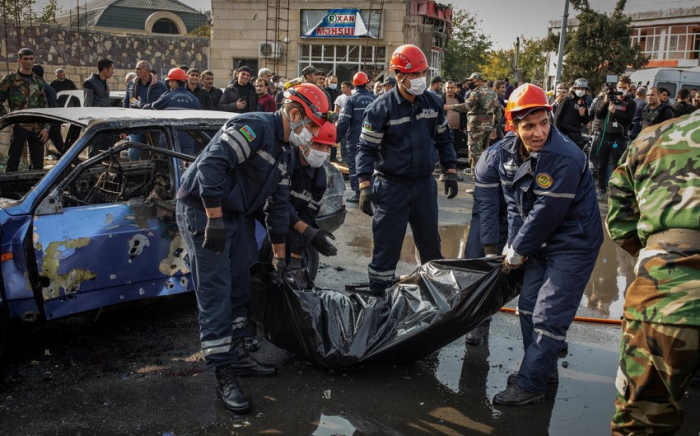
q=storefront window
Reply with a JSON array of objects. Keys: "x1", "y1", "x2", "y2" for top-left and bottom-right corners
[{"x1": 298, "y1": 44, "x2": 387, "y2": 82}]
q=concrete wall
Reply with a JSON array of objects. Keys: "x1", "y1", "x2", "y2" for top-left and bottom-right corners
[{"x1": 0, "y1": 22, "x2": 210, "y2": 91}]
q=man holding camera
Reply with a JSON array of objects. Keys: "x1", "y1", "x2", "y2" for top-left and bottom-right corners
[
  {"x1": 592, "y1": 75, "x2": 636, "y2": 202},
  {"x1": 554, "y1": 78, "x2": 590, "y2": 149}
]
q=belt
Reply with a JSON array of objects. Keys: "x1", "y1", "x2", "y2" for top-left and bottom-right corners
[{"x1": 647, "y1": 229, "x2": 700, "y2": 247}]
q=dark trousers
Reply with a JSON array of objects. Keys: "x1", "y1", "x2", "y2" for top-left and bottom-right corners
[
  {"x1": 176, "y1": 202, "x2": 249, "y2": 368},
  {"x1": 368, "y1": 175, "x2": 442, "y2": 294},
  {"x1": 347, "y1": 142, "x2": 360, "y2": 192},
  {"x1": 451, "y1": 128, "x2": 466, "y2": 157},
  {"x1": 515, "y1": 249, "x2": 599, "y2": 393},
  {"x1": 593, "y1": 135, "x2": 627, "y2": 190},
  {"x1": 7, "y1": 125, "x2": 44, "y2": 172},
  {"x1": 48, "y1": 124, "x2": 65, "y2": 154}
]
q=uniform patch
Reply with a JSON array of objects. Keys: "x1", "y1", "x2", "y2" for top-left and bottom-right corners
[
  {"x1": 240, "y1": 125, "x2": 256, "y2": 142},
  {"x1": 536, "y1": 173, "x2": 553, "y2": 189},
  {"x1": 362, "y1": 121, "x2": 373, "y2": 131}
]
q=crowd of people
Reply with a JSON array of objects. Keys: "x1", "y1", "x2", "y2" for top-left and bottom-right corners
[{"x1": 2, "y1": 45, "x2": 700, "y2": 436}]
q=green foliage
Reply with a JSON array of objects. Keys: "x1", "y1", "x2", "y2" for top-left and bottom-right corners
[
  {"x1": 442, "y1": 8, "x2": 492, "y2": 82},
  {"x1": 552, "y1": 0, "x2": 648, "y2": 91},
  {"x1": 189, "y1": 22, "x2": 211, "y2": 38},
  {"x1": 0, "y1": 0, "x2": 62, "y2": 24},
  {"x1": 482, "y1": 37, "x2": 548, "y2": 85}
]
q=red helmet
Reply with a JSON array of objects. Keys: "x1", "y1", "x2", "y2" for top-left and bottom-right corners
[
  {"x1": 283, "y1": 83, "x2": 330, "y2": 127},
  {"x1": 390, "y1": 44, "x2": 428, "y2": 74},
  {"x1": 311, "y1": 121, "x2": 337, "y2": 146},
  {"x1": 353, "y1": 71, "x2": 369, "y2": 86},
  {"x1": 166, "y1": 68, "x2": 187, "y2": 82},
  {"x1": 505, "y1": 84, "x2": 552, "y2": 131}
]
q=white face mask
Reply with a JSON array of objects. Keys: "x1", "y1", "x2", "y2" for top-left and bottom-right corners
[
  {"x1": 575, "y1": 90, "x2": 586, "y2": 98},
  {"x1": 329, "y1": 84, "x2": 337, "y2": 90},
  {"x1": 289, "y1": 126, "x2": 314, "y2": 147},
  {"x1": 303, "y1": 145, "x2": 329, "y2": 168},
  {"x1": 617, "y1": 87, "x2": 628, "y2": 95},
  {"x1": 404, "y1": 76, "x2": 426, "y2": 96}
]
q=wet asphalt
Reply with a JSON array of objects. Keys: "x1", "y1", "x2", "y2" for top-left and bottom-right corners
[{"x1": 2, "y1": 176, "x2": 700, "y2": 436}]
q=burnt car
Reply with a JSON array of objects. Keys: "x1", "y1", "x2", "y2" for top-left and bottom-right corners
[{"x1": 0, "y1": 108, "x2": 345, "y2": 356}]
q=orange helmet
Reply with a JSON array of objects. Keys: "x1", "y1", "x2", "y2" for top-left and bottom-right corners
[
  {"x1": 311, "y1": 121, "x2": 337, "y2": 146},
  {"x1": 505, "y1": 84, "x2": 552, "y2": 131},
  {"x1": 390, "y1": 44, "x2": 428, "y2": 74},
  {"x1": 283, "y1": 83, "x2": 330, "y2": 127},
  {"x1": 353, "y1": 71, "x2": 369, "y2": 86},
  {"x1": 166, "y1": 68, "x2": 187, "y2": 82}
]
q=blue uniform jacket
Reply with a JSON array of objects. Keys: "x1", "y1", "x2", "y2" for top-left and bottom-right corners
[
  {"x1": 178, "y1": 111, "x2": 294, "y2": 243},
  {"x1": 498, "y1": 127, "x2": 603, "y2": 257},
  {"x1": 336, "y1": 88, "x2": 376, "y2": 146},
  {"x1": 123, "y1": 78, "x2": 167, "y2": 108},
  {"x1": 356, "y1": 87, "x2": 456, "y2": 181},
  {"x1": 288, "y1": 152, "x2": 327, "y2": 228},
  {"x1": 474, "y1": 138, "x2": 509, "y2": 247},
  {"x1": 144, "y1": 86, "x2": 202, "y2": 111}
]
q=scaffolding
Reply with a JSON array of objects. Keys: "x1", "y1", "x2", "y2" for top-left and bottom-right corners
[
  {"x1": 361, "y1": 0, "x2": 386, "y2": 80},
  {"x1": 264, "y1": 0, "x2": 290, "y2": 79}
]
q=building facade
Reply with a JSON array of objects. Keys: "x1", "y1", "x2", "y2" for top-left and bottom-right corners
[{"x1": 209, "y1": 0, "x2": 452, "y2": 87}]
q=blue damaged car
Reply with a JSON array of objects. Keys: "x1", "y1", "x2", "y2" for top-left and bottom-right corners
[{"x1": 0, "y1": 108, "x2": 345, "y2": 356}]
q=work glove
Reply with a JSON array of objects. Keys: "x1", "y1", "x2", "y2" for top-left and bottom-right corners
[
  {"x1": 444, "y1": 173, "x2": 458, "y2": 199},
  {"x1": 359, "y1": 187, "x2": 375, "y2": 217},
  {"x1": 129, "y1": 97, "x2": 143, "y2": 108},
  {"x1": 271, "y1": 256, "x2": 287, "y2": 282},
  {"x1": 303, "y1": 227, "x2": 338, "y2": 256},
  {"x1": 202, "y1": 217, "x2": 226, "y2": 253},
  {"x1": 501, "y1": 245, "x2": 525, "y2": 274}
]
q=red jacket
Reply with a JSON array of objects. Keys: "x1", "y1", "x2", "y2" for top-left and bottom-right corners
[{"x1": 257, "y1": 92, "x2": 276, "y2": 113}]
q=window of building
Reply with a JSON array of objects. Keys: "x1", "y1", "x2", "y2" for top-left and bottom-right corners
[
  {"x1": 152, "y1": 18, "x2": 179, "y2": 35},
  {"x1": 430, "y1": 50, "x2": 442, "y2": 81},
  {"x1": 298, "y1": 44, "x2": 386, "y2": 82}
]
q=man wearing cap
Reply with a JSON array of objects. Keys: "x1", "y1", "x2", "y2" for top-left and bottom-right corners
[
  {"x1": 336, "y1": 71, "x2": 376, "y2": 203},
  {"x1": 301, "y1": 65, "x2": 320, "y2": 85},
  {"x1": 219, "y1": 65, "x2": 257, "y2": 113},
  {"x1": 429, "y1": 75, "x2": 444, "y2": 96},
  {"x1": 493, "y1": 84, "x2": 602, "y2": 406},
  {"x1": 383, "y1": 77, "x2": 396, "y2": 93},
  {"x1": 446, "y1": 73, "x2": 501, "y2": 168},
  {"x1": 177, "y1": 83, "x2": 332, "y2": 414}
]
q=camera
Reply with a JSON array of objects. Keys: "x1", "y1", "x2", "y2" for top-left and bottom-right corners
[{"x1": 605, "y1": 74, "x2": 622, "y2": 99}]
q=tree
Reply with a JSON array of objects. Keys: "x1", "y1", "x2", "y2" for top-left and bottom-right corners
[
  {"x1": 442, "y1": 8, "x2": 491, "y2": 82},
  {"x1": 0, "y1": 0, "x2": 61, "y2": 25},
  {"x1": 483, "y1": 37, "x2": 549, "y2": 85},
  {"x1": 551, "y1": 0, "x2": 648, "y2": 92}
]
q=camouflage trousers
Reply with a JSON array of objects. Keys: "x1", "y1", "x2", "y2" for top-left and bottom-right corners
[
  {"x1": 612, "y1": 319, "x2": 700, "y2": 435},
  {"x1": 468, "y1": 129, "x2": 492, "y2": 168}
]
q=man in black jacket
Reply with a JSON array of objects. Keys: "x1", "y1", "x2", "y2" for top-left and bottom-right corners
[
  {"x1": 641, "y1": 87, "x2": 675, "y2": 131},
  {"x1": 186, "y1": 68, "x2": 215, "y2": 110},
  {"x1": 218, "y1": 65, "x2": 257, "y2": 113},
  {"x1": 554, "y1": 77, "x2": 590, "y2": 149},
  {"x1": 672, "y1": 88, "x2": 698, "y2": 117},
  {"x1": 592, "y1": 75, "x2": 636, "y2": 201}
]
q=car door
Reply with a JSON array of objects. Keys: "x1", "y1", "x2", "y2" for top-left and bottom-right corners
[{"x1": 32, "y1": 135, "x2": 193, "y2": 320}]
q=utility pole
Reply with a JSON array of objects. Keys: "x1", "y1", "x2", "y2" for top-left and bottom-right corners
[
  {"x1": 555, "y1": 0, "x2": 570, "y2": 88},
  {"x1": 514, "y1": 37, "x2": 520, "y2": 84}
]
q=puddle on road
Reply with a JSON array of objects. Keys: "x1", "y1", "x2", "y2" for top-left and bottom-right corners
[{"x1": 348, "y1": 223, "x2": 634, "y2": 321}]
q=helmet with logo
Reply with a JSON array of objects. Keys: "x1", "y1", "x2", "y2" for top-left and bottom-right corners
[
  {"x1": 390, "y1": 44, "x2": 428, "y2": 74},
  {"x1": 573, "y1": 78, "x2": 589, "y2": 89},
  {"x1": 505, "y1": 84, "x2": 552, "y2": 131},
  {"x1": 166, "y1": 68, "x2": 187, "y2": 82},
  {"x1": 283, "y1": 83, "x2": 330, "y2": 127},
  {"x1": 311, "y1": 121, "x2": 337, "y2": 146},
  {"x1": 353, "y1": 71, "x2": 369, "y2": 86}
]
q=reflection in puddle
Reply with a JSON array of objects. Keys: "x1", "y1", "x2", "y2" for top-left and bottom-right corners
[
  {"x1": 312, "y1": 412, "x2": 404, "y2": 436},
  {"x1": 347, "y1": 223, "x2": 633, "y2": 320}
]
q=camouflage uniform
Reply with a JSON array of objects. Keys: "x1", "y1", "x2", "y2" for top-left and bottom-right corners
[
  {"x1": 606, "y1": 112, "x2": 700, "y2": 435},
  {"x1": 0, "y1": 70, "x2": 49, "y2": 171},
  {"x1": 453, "y1": 85, "x2": 501, "y2": 167}
]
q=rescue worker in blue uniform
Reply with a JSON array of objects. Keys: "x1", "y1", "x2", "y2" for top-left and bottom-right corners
[
  {"x1": 336, "y1": 71, "x2": 376, "y2": 203},
  {"x1": 492, "y1": 84, "x2": 603, "y2": 406},
  {"x1": 176, "y1": 83, "x2": 331, "y2": 414},
  {"x1": 462, "y1": 137, "x2": 511, "y2": 345},
  {"x1": 144, "y1": 68, "x2": 202, "y2": 155},
  {"x1": 356, "y1": 44, "x2": 458, "y2": 296}
]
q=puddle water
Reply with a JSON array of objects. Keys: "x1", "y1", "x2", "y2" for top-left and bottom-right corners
[{"x1": 347, "y1": 223, "x2": 634, "y2": 320}]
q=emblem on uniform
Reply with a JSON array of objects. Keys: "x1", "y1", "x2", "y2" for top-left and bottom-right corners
[
  {"x1": 362, "y1": 121, "x2": 373, "y2": 131},
  {"x1": 240, "y1": 125, "x2": 256, "y2": 142},
  {"x1": 536, "y1": 173, "x2": 553, "y2": 189}
]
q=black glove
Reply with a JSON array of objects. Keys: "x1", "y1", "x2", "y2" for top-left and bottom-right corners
[
  {"x1": 202, "y1": 217, "x2": 226, "y2": 253},
  {"x1": 303, "y1": 227, "x2": 338, "y2": 256},
  {"x1": 444, "y1": 173, "x2": 458, "y2": 199},
  {"x1": 288, "y1": 257, "x2": 304, "y2": 271},
  {"x1": 359, "y1": 187, "x2": 374, "y2": 217}
]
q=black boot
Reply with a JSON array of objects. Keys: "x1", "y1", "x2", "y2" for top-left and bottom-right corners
[
  {"x1": 215, "y1": 365, "x2": 250, "y2": 414},
  {"x1": 493, "y1": 384, "x2": 544, "y2": 406},
  {"x1": 507, "y1": 370, "x2": 559, "y2": 387},
  {"x1": 243, "y1": 337, "x2": 260, "y2": 352},
  {"x1": 465, "y1": 324, "x2": 490, "y2": 346},
  {"x1": 231, "y1": 341, "x2": 277, "y2": 377}
]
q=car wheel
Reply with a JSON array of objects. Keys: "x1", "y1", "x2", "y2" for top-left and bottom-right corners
[{"x1": 258, "y1": 238, "x2": 320, "y2": 281}]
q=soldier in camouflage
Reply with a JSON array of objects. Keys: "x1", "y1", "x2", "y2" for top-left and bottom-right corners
[
  {"x1": 445, "y1": 72, "x2": 501, "y2": 168},
  {"x1": 607, "y1": 111, "x2": 700, "y2": 435},
  {"x1": 0, "y1": 48, "x2": 49, "y2": 172}
]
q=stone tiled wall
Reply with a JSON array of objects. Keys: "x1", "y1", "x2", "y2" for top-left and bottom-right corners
[{"x1": 0, "y1": 23, "x2": 210, "y2": 91}]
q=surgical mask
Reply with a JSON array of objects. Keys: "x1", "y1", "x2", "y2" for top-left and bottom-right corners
[
  {"x1": 284, "y1": 108, "x2": 314, "y2": 147},
  {"x1": 617, "y1": 87, "x2": 627, "y2": 95},
  {"x1": 328, "y1": 84, "x2": 337, "y2": 90},
  {"x1": 405, "y1": 77, "x2": 426, "y2": 96},
  {"x1": 303, "y1": 145, "x2": 328, "y2": 168},
  {"x1": 575, "y1": 90, "x2": 586, "y2": 98}
]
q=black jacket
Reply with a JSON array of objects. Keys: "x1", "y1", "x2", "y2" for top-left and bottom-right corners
[
  {"x1": 641, "y1": 103, "x2": 675, "y2": 130},
  {"x1": 218, "y1": 81, "x2": 258, "y2": 113},
  {"x1": 594, "y1": 93, "x2": 636, "y2": 138},
  {"x1": 554, "y1": 93, "x2": 590, "y2": 139},
  {"x1": 188, "y1": 85, "x2": 215, "y2": 110},
  {"x1": 671, "y1": 101, "x2": 698, "y2": 118},
  {"x1": 82, "y1": 73, "x2": 111, "y2": 107}
]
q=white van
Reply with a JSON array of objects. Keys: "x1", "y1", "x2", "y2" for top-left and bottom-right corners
[{"x1": 629, "y1": 68, "x2": 700, "y2": 102}]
